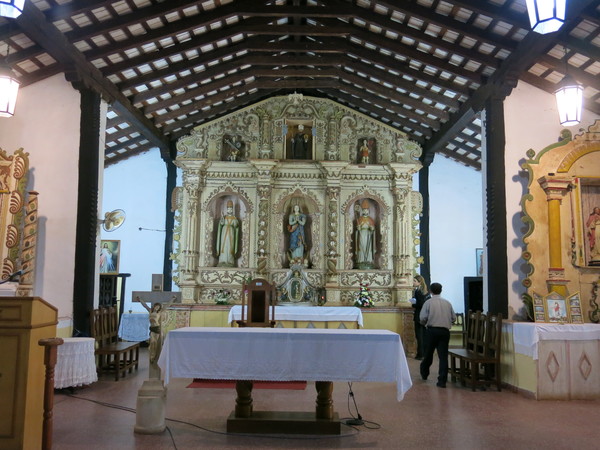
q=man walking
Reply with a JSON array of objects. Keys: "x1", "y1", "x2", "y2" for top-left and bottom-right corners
[{"x1": 419, "y1": 282, "x2": 456, "y2": 388}]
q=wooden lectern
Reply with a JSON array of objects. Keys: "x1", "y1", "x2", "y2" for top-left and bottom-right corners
[
  {"x1": 237, "y1": 278, "x2": 276, "y2": 327},
  {"x1": 0, "y1": 297, "x2": 58, "y2": 450}
]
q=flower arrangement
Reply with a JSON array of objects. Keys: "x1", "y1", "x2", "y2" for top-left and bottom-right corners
[
  {"x1": 214, "y1": 289, "x2": 232, "y2": 305},
  {"x1": 354, "y1": 282, "x2": 375, "y2": 308}
]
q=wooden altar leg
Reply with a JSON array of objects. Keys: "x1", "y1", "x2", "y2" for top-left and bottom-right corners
[
  {"x1": 315, "y1": 381, "x2": 334, "y2": 420},
  {"x1": 234, "y1": 380, "x2": 254, "y2": 418},
  {"x1": 38, "y1": 338, "x2": 64, "y2": 450}
]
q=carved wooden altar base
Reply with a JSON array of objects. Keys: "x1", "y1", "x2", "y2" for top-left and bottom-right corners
[{"x1": 226, "y1": 380, "x2": 341, "y2": 435}]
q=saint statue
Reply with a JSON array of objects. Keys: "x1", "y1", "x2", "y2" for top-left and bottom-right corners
[
  {"x1": 355, "y1": 199, "x2": 376, "y2": 269},
  {"x1": 291, "y1": 124, "x2": 310, "y2": 159},
  {"x1": 359, "y1": 139, "x2": 370, "y2": 164},
  {"x1": 586, "y1": 206, "x2": 600, "y2": 264},
  {"x1": 216, "y1": 200, "x2": 240, "y2": 267},
  {"x1": 288, "y1": 203, "x2": 307, "y2": 264}
]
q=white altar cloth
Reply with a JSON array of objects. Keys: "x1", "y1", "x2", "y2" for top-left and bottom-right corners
[
  {"x1": 512, "y1": 322, "x2": 600, "y2": 359},
  {"x1": 158, "y1": 327, "x2": 412, "y2": 401},
  {"x1": 55, "y1": 337, "x2": 97, "y2": 389},
  {"x1": 227, "y1": 305, "x2": 364, "y2": 327},
  {"x1": 118, "y1": 313, "x2": 150, "y2": 342}
]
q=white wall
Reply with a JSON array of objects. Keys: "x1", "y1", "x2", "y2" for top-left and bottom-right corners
[
  {"x1": 0, "y1": 75, "x2": 81, "y2": 330},
  {"x1": 428, "y1": 156, "x2": 484, "y2": 313},
  {"x1": 100, "y1": 148, "x2": 171, "y2": 313},
  {"x1": 503, "y1": 81, "x2": 600, "y2": 318}
]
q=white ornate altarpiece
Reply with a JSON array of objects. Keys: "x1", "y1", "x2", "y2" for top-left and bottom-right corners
[
  {"x1": 172, "y1": 95, "x2": 423, "y2": 307},
  {"x1": 521, "y1": 121, "x2": 600, "y2": 324},
  {"x1": 0, "y1": 147, "x2": 38, "y2": 296}
]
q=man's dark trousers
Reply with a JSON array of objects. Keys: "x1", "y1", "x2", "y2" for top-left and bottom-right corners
[{"x1": 420, "y1": 327, "x2": 450, "y2": 384}]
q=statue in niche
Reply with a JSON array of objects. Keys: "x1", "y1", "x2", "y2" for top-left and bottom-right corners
[
  {"x1": 354, "y1": 199, "x2": 376, "y2": 269},
  {"x1": 222, "y1": 134, "x2": 245, "y2": 161},
  {"x1": 357, "y1": 137, "x2": 376, "y2": 164},
  {"x1": 216, "y1": 200, "x2": 239, "y2": 267},
  {"x1": 587, "y1": 206, "x2": 600, "y2": 264},
  {"x1": 289, "y1": 124, "x2": 312, "y2": 159},
  {"x1": 287, "y1": 203, "x2": 308, "y2": 265}
]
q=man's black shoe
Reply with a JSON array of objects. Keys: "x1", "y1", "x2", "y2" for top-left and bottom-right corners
[{"x1": 436, "y1": 382, "x2": 446, "y2": 388}]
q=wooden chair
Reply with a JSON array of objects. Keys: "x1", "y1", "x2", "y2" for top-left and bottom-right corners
[
  {"x1": 450, "y1": 312, "x2": 466, "y2": 348},
  {"x1": 448, "y1": 312, "x2": 503, "y2": 391},
  {"x1": 237, "y1": 278, "x2": 276, "y2": 327},
  {"x1": 90, "y1": 306, "x2": 140, "y2": 381}
]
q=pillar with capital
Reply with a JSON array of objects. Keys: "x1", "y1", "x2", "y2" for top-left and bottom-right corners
[{"x1": 538, "y1": 175, "x2": 572, "y2": 296}]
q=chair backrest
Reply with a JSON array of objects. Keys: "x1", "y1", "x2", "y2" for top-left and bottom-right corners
[
  {"x1": 464, "y1": 310, "x2": 480, "y2": 351},
  {"x1": 90, "y1": 306, "x2": 119, "y2": 346},
  {"x1": 454, "y1": 312, "x2": 465, "y2": 347},
  {"x1": 484, "y1": 313, "x2": 503, "y2": 359}
]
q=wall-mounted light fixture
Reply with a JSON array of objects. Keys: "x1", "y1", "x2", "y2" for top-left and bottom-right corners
[
  {"x1": 0, "y1": 0, "x2": 25, "y2": 19},
  {"x1": 0, "y1": 51, "x2": 19, "y2": 117},
  {"x1": 525, "y1": 0, "x2": 566, "y2": 34}
]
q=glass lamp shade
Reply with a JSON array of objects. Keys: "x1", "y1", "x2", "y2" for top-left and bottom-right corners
[
  {"x1": 0, "y1": 64, "x2": 20, "y2": 117},
  {"x1": 525, "y1": 0, "x2": 566, "y2": 34},
  {"x1": 554, "y1": 75, "x2": 583, "y2": 126},
  {"x1": 0, "y1": 0, "x2": 25, "y2": 19}
]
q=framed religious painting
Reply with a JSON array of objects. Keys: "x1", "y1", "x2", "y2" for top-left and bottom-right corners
[
  {"x1": 544, "y1": 291, "x2": 569, "y2": 323},
  {"x1": 568, "y1": 292, "x2": 584, "y2": 324},
  {"x1": 99, "y1": 239, "x2": 120, "y2": 274},
  {"x1": 570, "y1": 177, "x2": 600, "y2": 268},
  {"x1": 532, "y1": 292, "x2": 546, "y2": 322},
  {"x1": 475, "y1": 248, "x2": 483, "y2": 276}
]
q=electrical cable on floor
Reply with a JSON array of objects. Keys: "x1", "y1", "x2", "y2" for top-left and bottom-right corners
[
  {"x1": 63, "y1": 392, "x2": 361, "y2": 445},
  {"x1": 340, "y1": 382, "x2": 381, "y2": 430}
]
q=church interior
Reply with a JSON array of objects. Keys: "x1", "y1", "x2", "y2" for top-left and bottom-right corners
[{"x1": 0, "y1": 1, "x2": 599, "y2": 448}]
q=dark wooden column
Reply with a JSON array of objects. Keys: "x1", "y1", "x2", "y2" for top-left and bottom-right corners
[
  {"x1": 72, "y1": 88, "x2": 102, "y2": 336},
  {"x1": 162, "y1": 143, "x2": 177, "y2": 290},
  {"x1": 418, "y1": 156, "x2": 433, "y2": 288},
  {"x1": 484, "y1": 93, "x2": 508, "y2": 316}
]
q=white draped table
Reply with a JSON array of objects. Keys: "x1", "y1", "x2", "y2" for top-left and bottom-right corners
[
  {"x1": 118, "y1": 313, "x2": 150, "y2": 342},
  {"x1": 512, "y1": 322, "x2": 600, "y2": 359},
  {"x1": 158, "y1": 327, "x2": 412, "y2": 434},
  {"x1": 227, "y1": 305, "x2": 364, "y2": 328},
  {"x1": 55, "y1": 337, "x2": 97, "y2": 389}
]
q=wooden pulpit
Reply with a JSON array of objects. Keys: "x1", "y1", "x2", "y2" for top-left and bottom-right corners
[
  {"x1": 0, "y1": 297, "x2": 58, "y2": 449},
  {"x1": 237, "y1": 278, "x2": 276, "y2": 327}
]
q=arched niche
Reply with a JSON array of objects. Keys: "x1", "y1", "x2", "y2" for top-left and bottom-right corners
[
  {"x1": 279, "y1": 193, "x2": 319, "y2": 269},
  {"x1": 347, "y1": 196, "x2": 383, "y2": 270},
  {"x1": 208, "y1": 193, "x2": 249, "y2": 268}
]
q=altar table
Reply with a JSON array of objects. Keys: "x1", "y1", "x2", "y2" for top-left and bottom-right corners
[
  {"x1": 227, "y1": 305, "x2": 364, "y2": 328},
  {"x1": 118, "y1": 312, "x2": 150, "y2": 342},
  {"x1": 507, "y1": 322, "x2": 600, "y2": 399},
  {"x1": 55, "y1": 337, "x2": 97, "y2": 389},
  {"x1": 158, "y1": 327, "x2": 412, "y2": 434}
]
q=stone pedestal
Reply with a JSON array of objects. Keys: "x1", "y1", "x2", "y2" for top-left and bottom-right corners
[{"x1": 134, "y1": 378, "x2": 167, "y2": 434}]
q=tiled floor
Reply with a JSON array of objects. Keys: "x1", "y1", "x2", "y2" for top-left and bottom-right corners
[{"x1": 52, "y1": 347, "x2": 600, "y2": 449}]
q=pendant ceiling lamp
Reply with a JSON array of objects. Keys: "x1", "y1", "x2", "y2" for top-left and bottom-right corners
[
  {"x1": 0, "y1": 0, "x2": 25, "y2": 19},
  {"x1": 554, "y1": 47, "x2": 583, "y2": 126},
  {"x1": 0, "y1": 62, "x2": 20, "y2": 117},
  {"x1": 525, "y1": 0, "x2": 566, "y2": 34},
  {"x1": 555, "y1": 74, "x2": 583, "y2": 126}
]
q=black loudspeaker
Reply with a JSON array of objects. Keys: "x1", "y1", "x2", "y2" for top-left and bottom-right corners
[{"x1": 464, "y1": 276, "x2": 483, "y2": 313}]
